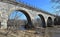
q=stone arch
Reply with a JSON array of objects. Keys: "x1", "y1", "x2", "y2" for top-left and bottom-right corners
[
  {"x1": 47, "y1": 17, "x2": 52, "y2": 27},
  {"x1": 7, "y1": 9, "x2": 34, "y2": 29},
  {"x1": 36, "y1": 14, "x2": 46, "y2": 28}
]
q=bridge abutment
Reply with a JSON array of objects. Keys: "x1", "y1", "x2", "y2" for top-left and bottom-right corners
[
  {"x1": 1, "y1": 20, "x2": 7, "y2": 29},
  {"x1": 1, "y1": 13, "x2": 8, "y2": 29}
]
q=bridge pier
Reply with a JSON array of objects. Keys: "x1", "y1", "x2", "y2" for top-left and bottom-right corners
[
  {"x1": 1, "y1": 14, "x2": 8, "y2": 29},
  {"x1": 52, "y1": 18, "x2": 54, "y2": 26},
  {"x1": 0, "y1": 12, "x2": 8, "y2": 29}
]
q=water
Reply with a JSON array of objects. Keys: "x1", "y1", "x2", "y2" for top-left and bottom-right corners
[
  {"x1": 45, "y1": 27, "x2": 60, "y2": 37},
  {"x1": 18, "y1": 25, "x2": 26, "y2": 30}
]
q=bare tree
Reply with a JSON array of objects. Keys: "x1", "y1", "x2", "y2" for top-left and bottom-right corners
[{"x1": 50, "y1": 0, "x2": 60, "y2": 16}]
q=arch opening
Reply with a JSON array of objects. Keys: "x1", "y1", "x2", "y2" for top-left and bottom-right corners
[
  {"x1": 54, "y1": 18, "x2": 57, "y2": 25},
  {"x1": 36, "y1": 14, "x2": 46, "y2": 28},
  {"x1": 47, "y1": 17, "x2": 52, "y2": 27},
  {"x1": 7, "y1": 10, "x2": 33, "y2": 30},
  {"x1": 54, "y1": 18, "x2": 60, "y2": 25},
  {"x1": 33, "y1": 16, "x2": 41, "y2": 28}
]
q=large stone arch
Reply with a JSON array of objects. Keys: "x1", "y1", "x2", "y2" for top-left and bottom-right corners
[
  {"x1": 47, "y1": 17, "x2": 53, "y2": 27},
  {"x1": 36, "y1": 14, "x2": 46, "y2": 28},
  {"x1": 7, "y1": 8, "x2": 34, "y2": 29}
]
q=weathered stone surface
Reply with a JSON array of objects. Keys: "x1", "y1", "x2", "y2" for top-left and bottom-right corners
[{"x1": 0, "y1": 0, "x2": 59, "y2": 29}]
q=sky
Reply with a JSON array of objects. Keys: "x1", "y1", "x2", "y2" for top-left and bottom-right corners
[
  {"x1": 9, "y1": 11, "x2": 27, "y2": 20},
  {"x1": 9, "y1": 11, "x2": 40, "y2": 20},
  {"x1": 16, "y1": 0, "x2": 55, "y2": 14}
]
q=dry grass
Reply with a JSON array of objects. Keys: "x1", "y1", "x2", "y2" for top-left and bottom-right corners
[{"x1": 0, "y1": 29, "x2": 45, "y2": 37}]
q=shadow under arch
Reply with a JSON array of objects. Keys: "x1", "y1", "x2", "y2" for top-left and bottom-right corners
[
  {"x1": 54, "y1": 18, "x2": 60, "y2": 25},
  {"x1": 54, "y1": 18, "x2": 57, "y2": 25},
  {"x1": 38, "y1": 14, "x2": 46, "y2": 28},
  {"x1": 7, "y1": 10, "x2": 34, "y2": 29},
  {"x1": 47, "y1": 17, "x2": 52, "y2": 27}
]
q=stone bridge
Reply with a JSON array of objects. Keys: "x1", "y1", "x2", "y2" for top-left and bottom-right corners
[{"x1": 0, "y1": 0, "x2": 60, "y2": 29}]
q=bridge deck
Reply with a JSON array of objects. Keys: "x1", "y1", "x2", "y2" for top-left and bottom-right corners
[{"x1": 0, "y1": 0, "x2": 59, "y2": 17}]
